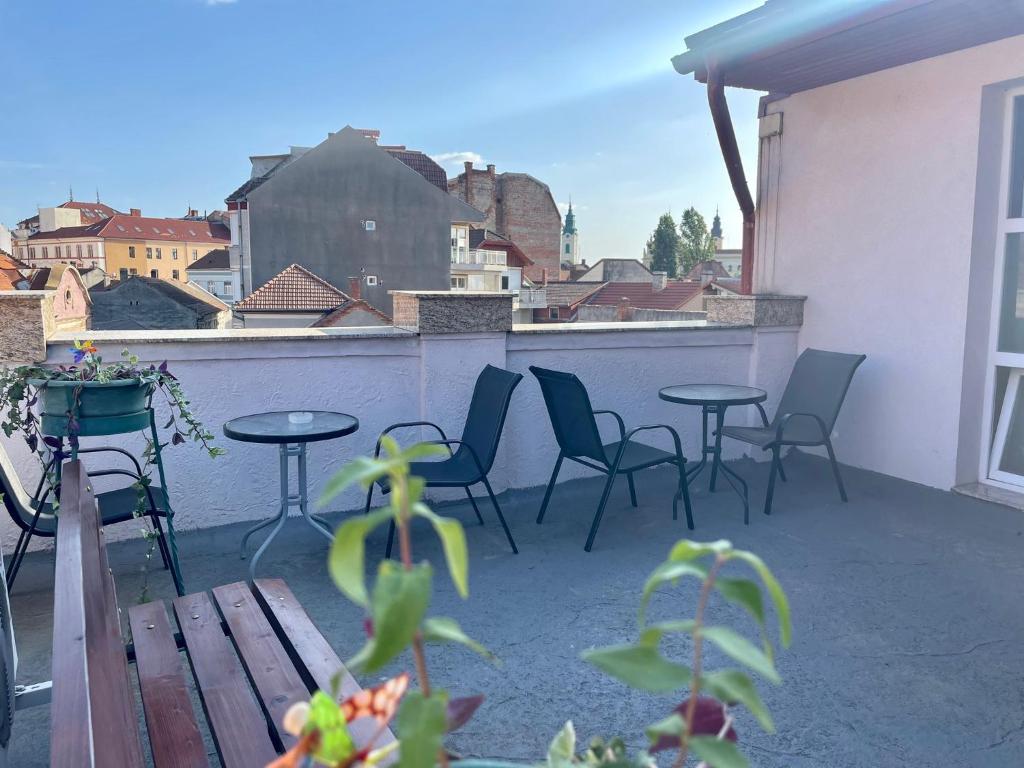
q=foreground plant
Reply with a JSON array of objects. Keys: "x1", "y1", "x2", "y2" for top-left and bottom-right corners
[{"x1": 277, "y1": 441, "x2": 790, "y2": 768}]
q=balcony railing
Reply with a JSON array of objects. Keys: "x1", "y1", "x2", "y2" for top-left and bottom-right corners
[
  {"x1": 513, "y1": 288, "x2": 546, "y2": 309},
  {"x1": 450, "y1": 248, "x2": 507, "y2": 267}
]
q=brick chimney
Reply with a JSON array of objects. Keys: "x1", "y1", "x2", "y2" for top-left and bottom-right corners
[
  {"x1": 348, "y1": 276, "x2": 361, "y2": 300},
  {"x1": 464, "y1": 161, "x2": 473, "y2": 207},
  {"x1": 487, "y1": 164, "x2": 495, "y2": 177},
  {"x1": 652, "y1": 271, "x2": 668, "y2": 291},
  {"x1": 129, "y1": 208, "x2": 141, "y2": 217},
  {"x1": 617, "y1": 297, "x2": 633, "y2": 322},
  {"x1": 541, "y1": 268, "x2": 549, "y2": 286}
]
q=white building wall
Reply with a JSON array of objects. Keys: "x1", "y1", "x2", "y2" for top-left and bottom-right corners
[{"x1": 755, "y1": 34, "x2": 1024, "y2": 490}]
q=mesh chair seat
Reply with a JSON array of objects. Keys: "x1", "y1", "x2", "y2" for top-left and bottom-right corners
[
  {"x1": 602, "y1": 440, "x2": 679, "y2": 472},
  {"x1": 721, "y1": 420, "x2": 825, "y2": 448},
  {"x1": 376, "y1": 452, "x2": 483, "y2": 491},
  {"x1": 20, "y1": 484, "x2": 169, "y2": 536}
]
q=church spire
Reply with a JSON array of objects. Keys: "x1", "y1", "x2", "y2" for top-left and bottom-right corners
[
  {"x1": 710, "y1": 206, "x2": 722, "y2": 239},
  {"x1": 562, "y1": 200, "x2": 577, "y2": 236}
]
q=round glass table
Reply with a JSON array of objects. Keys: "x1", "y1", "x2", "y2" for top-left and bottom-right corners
[
  {"x1": 223, "y1": 410, "x2": 359, "y2": 579},
  {"x1": 659, "y1": 384, "x2": 767, "y2": 524}
]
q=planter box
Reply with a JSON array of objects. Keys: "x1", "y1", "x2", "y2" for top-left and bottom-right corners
[{"x1": 30, "y1": 378, "x2": 154, "y2": 437}]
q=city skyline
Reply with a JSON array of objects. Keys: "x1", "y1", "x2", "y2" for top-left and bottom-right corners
[{"x1": 0, "y1": 0, "x2": 761, "y2": 258}]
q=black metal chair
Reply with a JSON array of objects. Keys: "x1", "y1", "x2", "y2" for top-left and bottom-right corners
[
  {"x1": 720, "y1": 348, "x2": 866, "y2": 516},
  {"x1": 365, "y1": 365, "x2": 522, "y2": 557},
  {"x1": 0, "y1": 443, "x2": 177, "y2": 591},
  {"x1": 530, "y1": 366, "x2": 693, "y2": 552}
]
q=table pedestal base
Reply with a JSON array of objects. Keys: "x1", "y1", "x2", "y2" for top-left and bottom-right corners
[
  {"x1": 685, "y1": 404, "x2": 764, "y2": 525},
  {"x1": 241, "y1": 443, "x2": 334, "y2": 581}
]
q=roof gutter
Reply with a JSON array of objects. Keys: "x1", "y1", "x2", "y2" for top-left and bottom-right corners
[{"x1": 706, "y1": 65, "x2": 755, "y2": 295}]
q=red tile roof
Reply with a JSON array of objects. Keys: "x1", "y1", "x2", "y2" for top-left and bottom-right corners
[
  {"x1": 312, "y1": 300, "x2": 392, "y2": 327},
  {"x1": 542, "y1": 281, "x2": 606, "y2": 307},
  {"x1": 0, "y1": 252, "x2": 28, "y2": 290},
  {"x1": 234, "y1": 264, "x2": 351, "y2": 312},
  {"x1": 585, "y1": 280, "x2": 704, "y2": 310},
  {"x1": 384, "y1": 148, "x2": 448, "y2": 191},
  {"x1": 28, "y1": 214, "x2": 230, "y2": 244},
  {"x1": 18, "y1": 201, "x2": 121, "y2": 229}
]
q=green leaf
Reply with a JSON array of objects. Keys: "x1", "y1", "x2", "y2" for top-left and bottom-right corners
[
  {"x1": 703, "y1": 669, "x2": 774, "y2": 732},
  {"x1": 715, "y1": 578, "x2": 765, "y2": 627},
  {"x1": 413, "y1": 503, "x2": 469, "y2": 598},
  {"x1": 583, "y1": 643, "x2": 691, "y2": 692},
  {"x1": 639, "y1": 560, "x2": 707, "y2": 623},
  {"x1": 667, "y1": 539, "x2": 732, "y2": 562},
  {"x1": 306, "y1": 690, "x2": 356, "y2": 764},
  {"x1": 320, "y1": 456, "x2": 391, "y2": 506},
  {"x1": 397, "y1": 691, "x2": 448, "y2": 768},
  {"x1": 401, "y1": 442, "x2": 451, "y2": 462},
  {"x1": 547, "y1": 720, "x2": 576, "y2": 765},
  {"x1": 327, "y1": 508, "x2": 391, "y2": 607},
  {"x1": 644, "y1": 713, "x2": 685, "y2": 747},
  {"x1": 639, "y1": 619, "x2": 696, "y2": 646},
  {"x1": 350, "y1": 561, "x2": 432, "y2": 672},
  {"x1": 730, "y1": 550, "x2": 792, "y2": 648},
  {"x1": 422, "y1": 616, "x2": 495, "y2": 662},
  {"x1": 701, "y1": 626, "x2": 780, "y2": 684},
  {"x1": 689, "y1": 736, "x2": 749, "y2": 768}
]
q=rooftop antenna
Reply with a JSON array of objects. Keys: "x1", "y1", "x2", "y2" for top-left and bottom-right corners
[
  {"x1": 68, "y1": 185, "x2": 73, "y2": 202},
  {"x1": 96, "y1": 187, "x2": 100, "y2": 204}
]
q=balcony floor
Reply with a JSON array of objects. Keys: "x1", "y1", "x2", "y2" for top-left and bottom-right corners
[{"x1": 7, "y1": 452, "x2": 1024, "y2": 766}]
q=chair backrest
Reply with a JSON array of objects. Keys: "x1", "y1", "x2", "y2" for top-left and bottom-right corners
[
  {"x1": 774, "y1": 348, "x2": 866, "y2": 434},
  {"x1": 0, "y1": 443, "x2": 49, "y2": 534},
  {"x1": 458, "y1": 365, "x2": 523, "y2": 474},
  {"x1": 529, "y1": 366, "x2": 607, "y2": 464}
]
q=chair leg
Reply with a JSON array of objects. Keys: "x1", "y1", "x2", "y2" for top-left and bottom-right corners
[
  {"x1": 384, "y1": 517, "x2": 396, "y2": 559},
  {"x1": 777, "y1": 453, "x2": 788, "y2": 483},
  {"x1": 763, "y1": 447, "x2": 781, "y2": 517},
  {"x1": 627, "y1": 472, "x2": 638, "y2": 508},
  {"x1": 465, "y1": 487, "x2": 485, "y2": 525},
  {"x1": 150, "y1": 514, "x2": 172, "y2": 570},
  {"x1": 585, "y1": 471, "x2": 617, "y2": 553},
  {"x1": 5, "y1": 529, "x2": 30, "y2": 591},
  {"x1": 825, "y1": 439, "x2": 848, "y2": 502},
  {"x1": 481, "y1": 477, "x2": 517, "y2": 554},
  {"x1": 674, "y1": 460, "x2": 695, "y2": 531},
  {"x1": 536, "y1": 454, "x2": 563, "y2": 524},
  {"x1": 363, "y1": 483, "x2": 375, "y2": 515}
]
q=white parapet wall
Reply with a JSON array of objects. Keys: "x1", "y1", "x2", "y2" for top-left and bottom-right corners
[{"x1": 0, "y1": 319, "x2": 800, "y2": 552}]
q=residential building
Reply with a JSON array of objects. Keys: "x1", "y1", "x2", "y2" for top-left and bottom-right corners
[
  {"x1": 578, "y1": 274, "x2": 706, "y2": 321},
  {"x1": 560, "y1": 202, "x2": 581, "y2": 266},
  {"x1": 0, "y1": 252, "x2": 29, "y2": 291},
  {"x1": 674, "y1": 0, "x2": 1024, "y2": 494},
  {"x1": 15, "y1": 199, "x2": 120, "y2": 235},
  {"x1": 0, "y1": 224, "x2": 12, "y2": 256},
  {"x1": 233, "y1": 263, "x2": 392, "y2": 329},
  {"x1": 533, "y1": 281, "x2": 606, "y2": 323},
  {"x1": 449, "y1": 228, "x2": 542, "y2": 323},
  {"x1": 25, "y1": 264, "x2": 92, "y2": 331},
  {"x1": 17, "y1": 209, "x2": 229, "y2": 282},
  {"x1": 575, "y1": 258, "x2": 654, "y2": 283},
  {"x1": 448, "y1": 162, "x2": 562, "y2": 283},
  {"x1": 90, "y1": 276, "x2": 231, "y2": 330},
  {"x1": 185, "y1": 248, "x2": 239, "y2": 304},
  {"x1": 226, "y1": 127, "x2": 483, "y2": 315}
]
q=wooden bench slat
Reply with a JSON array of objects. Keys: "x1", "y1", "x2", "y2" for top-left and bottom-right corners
[
  {"x1": 253, "y1": 578, "x2": 397, "y2": 755},
  {"x1": 128, "y1": 600, "x2": 210, "y2": 768},
  {"x1": 173, "y1": 591, "x2": 279, "y2": 768},
  {"x1": 51, "y1": 461, "x2": 146, "y2": 768},
  {"x1": 212, "y1": 581, "x2": 310, "y2": 749}
]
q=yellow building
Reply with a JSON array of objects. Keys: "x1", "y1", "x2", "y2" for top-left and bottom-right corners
[{"x1": 21, "y1": 208, "x2": 229, "y2": 282}]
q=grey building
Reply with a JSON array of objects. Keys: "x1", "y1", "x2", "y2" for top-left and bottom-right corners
[
  {"x1": 226, "y1": 127, "x2": 484, "y2": 315},
  {"x1": 90, "y1": 277, "x2": 231, "y2": 330}
]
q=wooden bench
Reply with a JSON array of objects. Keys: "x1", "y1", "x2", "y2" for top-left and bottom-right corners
[{"x1": 49, "y1": 459, "x2": 394, "y2": 767}]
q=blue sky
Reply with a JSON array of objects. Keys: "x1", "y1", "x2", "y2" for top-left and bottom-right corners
[{"x1": 0, "y1": 0, "x2": 762, "y2": 259}]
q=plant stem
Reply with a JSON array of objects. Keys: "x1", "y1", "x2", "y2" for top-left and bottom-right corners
[{"x1": 674, "y1": 555, "x2": 725, "y2": 768}]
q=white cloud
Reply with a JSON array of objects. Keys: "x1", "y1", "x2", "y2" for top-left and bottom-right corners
[
  {"x1": 431, "y1": 151, "x2": 484, "y2": 169},
  {"x1": 557, "y1": 201, "x2": 588, "y2": 214},
  {"x1": 203, "y1": 0, "x2": 237, "y2": 6},
  {"x1": 0, "y1": 160, "x2": 48, "y2": 170}
]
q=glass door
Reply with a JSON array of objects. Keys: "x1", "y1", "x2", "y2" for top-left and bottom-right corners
[{"x1": 985, "y1": 89, "x2": 1024, "y2": 487}]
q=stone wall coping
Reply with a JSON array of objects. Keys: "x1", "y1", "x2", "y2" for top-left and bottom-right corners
[
  {"x1": 389, "y1": 290, "x2": 513, "y2": 298},
  {"x1": 511, "y1": 320, "x2": 743, "y2": 334},
  {"x1": 707, "y1": 294, "x2": 807, "y2": 301},
  {"x1": 50, "y1": 326, "x2": 415, "y2": 345},
  {"x1": 0, "y1": 290, "x2": 50, "y2": 300}
]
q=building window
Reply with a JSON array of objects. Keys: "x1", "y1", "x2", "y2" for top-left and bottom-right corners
[
  {"x1": 172, "y1": 248, "x2": 178, "y2": 260},
  {"x1": 150, "y1": 269, "x2": 159, "y2": 278},
  {"x1": 451, "y1": 276, "x2": 467, "y2": 289},
  {"x1": 192, "y1": 249, "x2": 197, "y2": 260},
  {"x1": 565, "y1": 242, "x2": 571, "y2": 254},
  {"x1": 129, "y1": 246, "x2": 136, "y2": 258},
  {"x1": 501, "y1": 275, "x2": 510, "y2": 290},
  {"x1": 146, "y1": 247, "x2": 153, "y2": 259},
  {"x1": 76, "y1": 244, "x2": 82, "y2": 259},
  {"x1": 223, "y1": 281, "x2": 231, "y2": 295},
  {"x1": 29, "y1": 247, "x2": 36, "y2": 259},
  {"x1": 172, "y1": 269, "x2": 180, "y2": 280},
  {"x1": 549, "y1": 307, "x2": 560, "y2": 320},
  {"x1": 119, "y1": 268, "x2": 129, "y2": 280},
  {"x1": 42, "y1": 246, "x2": 48, "y2": 258},
  {"x1": 87, "y1": 243, "x2": 94, "y2": 259},
  {"x1": 366, "y1": 275, "x2": 378, "y2": 286},
  {"x1": 364, "y1": 220, "x2": 376, "y2": 231},
  {"x1": 129, "y1": 268, "x2": 138, "y2": 276},
  {"x1": 155, "y1": 247, "x2": 162, "y2": 260},
  {"x1": 207, "y1": 281, "x2": 216, "y2": 293}
]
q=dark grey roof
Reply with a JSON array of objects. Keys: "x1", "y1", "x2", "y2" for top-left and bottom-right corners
[
  {"x1": 110, "y1": 277, "x2": 228, "y2": 316},
  {"x1": 188, "y1": 248, "x2": 230, "y2": 270}
]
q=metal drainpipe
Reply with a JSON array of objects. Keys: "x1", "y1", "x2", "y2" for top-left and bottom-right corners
[{"x1": 706, "y1": 64, "x2": 755, "y2": 295}]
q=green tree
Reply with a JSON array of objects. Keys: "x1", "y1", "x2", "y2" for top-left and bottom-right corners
[
  {"x1": 648, "y1": 213, "x2": 681, "y2": 278},
  {"x1": 679, "y1": 207, "x2": 716, "y2": 277}
]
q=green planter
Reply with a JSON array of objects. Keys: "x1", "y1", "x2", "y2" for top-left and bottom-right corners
[{"x1": 30, "y1": 378, "x2": 154, "y2": 437}]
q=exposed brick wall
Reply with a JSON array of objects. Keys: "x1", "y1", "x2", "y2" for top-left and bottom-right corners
[{"x1": 449, "y1": 167, "x2": 561, "y2": 283}]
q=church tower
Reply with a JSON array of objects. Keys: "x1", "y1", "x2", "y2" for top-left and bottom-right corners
[
  {"x1": 560, "y1": 201, "x2": 582, "y2": 265},
  {"x1": 711, "y1": 208, "x2": 724, "y2": 250}
]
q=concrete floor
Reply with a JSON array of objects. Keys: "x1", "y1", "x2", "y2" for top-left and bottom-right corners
[{"x1": 7, "y1": 452, "x2": 1024, "y2": 766}]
